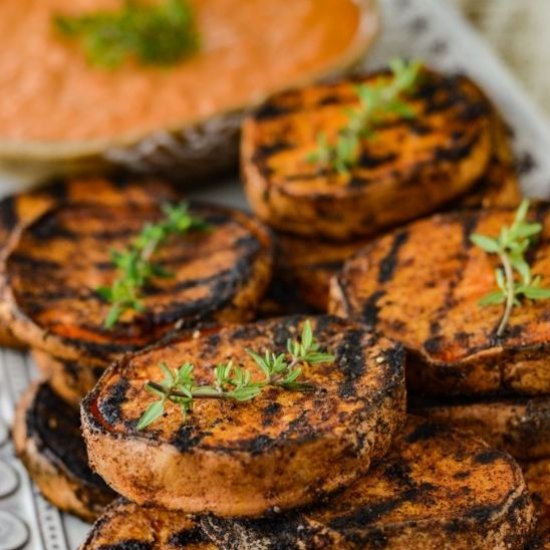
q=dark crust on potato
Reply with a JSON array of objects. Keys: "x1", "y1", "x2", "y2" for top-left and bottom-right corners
[
  {"x1": 255, "y1": 277, "x2": 316, "y2": 319},
  {"x1": 0, "y1": 176, "x2": 181, "y2": 349},
  {"x1": 32, "y1": 349, "x2": 103, "y2": 407},
  {"x1": 80, "y1": 499, "x2": 215, "y2": 549},
  {"x1": 522, "y1": 459, "x2": 550, "y2": 539},
  {"x1": 243, "y1": 69, "x2": 493, "y2": 240},
  {"x1": 81, "y1": 315, "x2": 406, "y2": 516},
  {"x1": 13, "y1": 382, "x2": 115, "y2": 522},
  {"x1": 3, "y1": 199, "x2": 273, "y2": 367},
  {"x1": 275, "y1": 232, "x2": 371, "y2": 311},
  {"x1": 202, "y1": 417, "x2": 535, "y2": 549},
  {"x1": 410, "y1": 395, "x2": 550, "y2": 460},
  {"x1": 453, "y1": 111, "x2": 521, "y2": 210},
  {"x1": 330, "y1": 205, "x2": 550, "y2": 397},
  {"x1": 271, "y1": 112, "x2": 519, "y2": 313}
]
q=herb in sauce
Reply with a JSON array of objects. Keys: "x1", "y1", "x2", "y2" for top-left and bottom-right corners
[
  {"x1": 96, "y1": 202, "x2": 209, "y2": 329},
  {"x1": 54, "y1": 0, "x2": 199, "y2": 68},
  {"x1": 137, "y1": 320, "x2": 335, "y2": 429},
  {"x1": 306, "y1": 58, "x2": 422, "y2": 175},
  {"x1": 471, "y1": 199, "x2": 550, "y2": 337}
]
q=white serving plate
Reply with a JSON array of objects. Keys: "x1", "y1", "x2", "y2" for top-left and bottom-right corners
[{"x1": 2, "y1": 0, "x2": 550, "y2": 548}]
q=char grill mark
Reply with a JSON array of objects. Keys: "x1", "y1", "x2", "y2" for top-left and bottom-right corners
[
  {"x1": 257, "y1": 70, "x2": 486, "y2": 125},
  {"x1": 170, "y1": 425, "x2": 205, "y2": 452},
  {"x1": 7, "y1": 201, "x2": 269, "y2": 352},
  {"x1": 201, "y1": 418, "x2": 534, "y2": 548},
  {"x1": 378, "y1": 229, "x2": 409, "y2": 284},
  {"x1": 251, "y1": 71, "x2": 490, "y2": 179},
  {"x1": 81, "y1": 499, "x2": 213, "y2": 549},
  {"x1": 7, "y1": 253, "x2": 62, "y2": 271},
  {"x1": 417, "y1": 74, "x2": 489, "y2": 119},
  {"x1": 168, "y1": 526, "x2": 208, "y2": 546},
  {"x1": 82, "y1": 316, "x2": 405, "y2": 516},
  {"x1": 271, "y1": 315, "x2": 302, "y2": 347},
  {"x1": 96, "y1": 541, "x2": 152, "y2": 550},
  {"x1": 336, "y1": 329, "x2": 366, "y2": 398},
  {"x1": 0, "y1": 196, "x2": 18, "y2": 232},
  {"x1": 433, "y1": 131, "x2": 482, "y2": 163},
  {"x1": 254, "y1": 101, "x2": 296, "y2": 121},
  {"x1": 27, "y1": 384, "x2": 113, "y2": 492},
  {"x1": 202, "y1": 515, "x2": 307, "y2": 550},
  {"x1": 423, "y1": 212, "x2": 480, "y2": 352},
  {"x1": 362, "y1": 290, "x2": 385, "y2": 329},
  {"x1": 98, "y1": 379, "x2": 131, "y2": 426},
  {"x1": 334, "y1": 205, "x2": 550, "y2": 394},
  {"x1": 63, "y1": 338, "x2": 140, "y2": 359},
  {"x1": 261, "y1": 402, "x2": 282, "y2": 427},
  {"x1": 404, "y1": 421, "x2": 444, "y2": 444},
  {"x1": 473, "y1": 450, "x2": 502, "y2": 465},
  {"x1": 326, "y1": 485, "x2": 429, "y2": 539}
]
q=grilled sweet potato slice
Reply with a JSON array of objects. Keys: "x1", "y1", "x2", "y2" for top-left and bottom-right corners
[
  {"x1": 80, "y1": 499, "x2": 215, "y2": 550},
  {"x1": 255, "y1": 277, "x2": 314, "y2": 318},
  {"x1": 2, "y1": 200, "x2": 272, "y2": 368},
  {"x1": 331, "y1": 206, "x2": 550, "y2": 396},
  {"x1": 243, "y1": 68, "x2": 492, "y2": 240},
  {"x1": 275, "y1": 233, "x2": 370, "y2": 311},
  {"x1": 411, "y1": 396, "x2": 550, "y2": 460},
  {"x1": 273, "y1": 112, "x2": 519, "y2": 312},
  {"x1": 455, "y1": 112, "x2": 521, "y2": 209},
  {"x1": 523, "y1": 459, "x2": 550, "y2": 536},
  {"x1": 13, "y1": 382, "x2": 115, "y2": 522},
  {"x1": 82, "y1": 316, "x2": 405, "y2": 517},
  {"x1": 203, "y1": 417, "x2": 535, "y2": 549},
  {"x1": 0, "y1": 176, "x2": 180, "y2": 348},
  {"x1": 32, "y1": 349, "x2": 103, "y2": 407}
]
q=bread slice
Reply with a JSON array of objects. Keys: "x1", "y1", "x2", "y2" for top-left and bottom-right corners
[
  {"x1": 243, "y1": 68, "x2": 492, "y2": 241},
  {"x1": 13, "y1": 381, "x2": 115, "y2": 522},
  {"x1": 80, "y1": 499, "x2": 215, "y2": 550},
  {"x1": 0, "y1": 176, "x2": 181, "y2": 348},
  {"x1": 32, "y1": 349, "x2": 102, "y2": 407},
  {"x1": 82, "y1": 315, "x2": 406, "y2": 517},
  {"x1": 331, "y1": 206, "x2": 550, "y2": 396},
  {"x1": 203, "y1": 417, "x2": 535, "y2": 549},
  {"x1": 2, "y1": 200, "x2": 272, "y2": 368},
  {"x1": 411, "y1": 395, "x2": 550, "y2": 460}
]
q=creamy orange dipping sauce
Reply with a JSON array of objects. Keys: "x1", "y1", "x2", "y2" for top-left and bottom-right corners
[{"x1": 0, "y1": 0, "x2": 363, "y2": 143}]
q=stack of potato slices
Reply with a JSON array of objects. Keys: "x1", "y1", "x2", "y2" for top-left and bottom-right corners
[
  {"x1": 242, "y1": 67, "x2": 521, "y2": 311},
  {"x1": 331, "y1": 206, "x2": 550, "y2": 545},
  {"x1": 4, "y1": 176, "x2": 273, "y2": 519},
  {"x1": 1, "y1": 63, "x2": 545, "y2": 549}
]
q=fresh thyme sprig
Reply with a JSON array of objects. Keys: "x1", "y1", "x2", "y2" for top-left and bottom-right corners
[
  {"x1": 306, "y1": 58, "x2": 423, "y2": 175},
  {"x1": 54, "y1": 0, "x2": 199, "y2": 68},
  {"x1": 470, "y1": 199, "x2": 550, "y2": 337},
  {"x1": 96, "y1": 202, "x2": 209, "y2": 329},
  {"x1": 137, "y1": 320, "x2": 335, "y2": 429}
]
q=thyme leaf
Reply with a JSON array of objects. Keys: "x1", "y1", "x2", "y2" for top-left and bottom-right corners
[
  {"x1": 471, "y1": 199, "x2": 550, "y2": 336},
  {"x1": 54, "y1": 0, "x2": 199, "y2": 68},
  {"x1": 306, "y1": 58, "x2": 423, "y2": 175},
  {"x1": 97, "y1": 201, "x2": 209, "y2": 329},
  {"x1": 136, "y1": 320, "x2": 335, "y2": 429}
]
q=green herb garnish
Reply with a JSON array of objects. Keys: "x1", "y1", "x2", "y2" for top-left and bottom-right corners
[
  {"x1": 97, "y1": 202, "x2": 209, "y2": 329},
  {"x1": 470, "y1": 199, "x2": 550, "y2": 337},
  {"x1": 54, "y1": 0, "x2": 199, "y2": 68},
  {"x1": 137, "y1": 320, "x2": 335, "y2": 429},
  {"x1": 307, "y1": 58, "x2": 422, "y2": 175}
]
